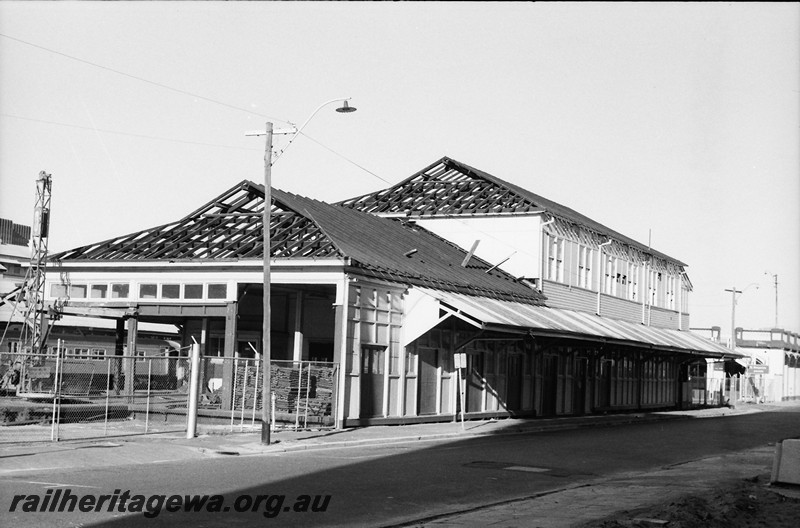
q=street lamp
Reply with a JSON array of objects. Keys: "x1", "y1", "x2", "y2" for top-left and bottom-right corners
[
  {"x1": 246, "y1": 98, "x2": 356, "y2": 445},
  {"x1": 724, "y1": 283, "x2": 759, "y2": 350}
]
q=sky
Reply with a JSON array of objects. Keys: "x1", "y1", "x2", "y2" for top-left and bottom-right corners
[{"x1": 0, "y1": 2, "x2": 798, "y2": 336}]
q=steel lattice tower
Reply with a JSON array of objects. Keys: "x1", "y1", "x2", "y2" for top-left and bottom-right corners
[{"x1": 18, "y1": 171, "x2": 52, "y2": 355}]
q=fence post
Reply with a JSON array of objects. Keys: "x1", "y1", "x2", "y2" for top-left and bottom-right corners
[
  {"x1": 271, "y1": 390, "x2": 276, "y2": 432},
  {"x1": 186, "y1": 343, "x2": 200, "y2": 439},
  {"x1": 230, "y1": 358, "x2": 239, "y2": 432},
  {"x1": 251, "y1": 358, "x2": 260, "y2": 427},
  {"x1": 50, "y1": 340, "x2": 62, "y2": 442},
  {"x1": 332, "y1": 365, "x2": 339, "y2": 430},
  {"x1": 294, "y1": 361, "x2": 302, "y2": 431},
  {"x1": 304, "y1": 363, "x2": 312, "y2": 429},
  {"x1": 104, "y1": 359, "x2": 111, "y2": 436},
  {"x1": 145, "y1": 359, "x2": 152, "y2": 434},
  {"x1": 240, "y1": 359, "x2": 249, "y2": 431}
]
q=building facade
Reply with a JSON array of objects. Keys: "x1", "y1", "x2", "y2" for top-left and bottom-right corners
[
  {"x1": 339, "y1": 157, "x2": 733, "y2": 419},
  {"x1": 38, "y1": 164, "x2": 734, "y2": 428}
]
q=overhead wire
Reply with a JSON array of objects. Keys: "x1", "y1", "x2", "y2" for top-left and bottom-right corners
[
  {"x1": 0, "y1": 32, "x2": 393, "y2": 187},
  {"x1": 0, "y1": 33, "x2": 290, "y2": 125},
  {"x1": 2, "y1": 113, "x2": 261, "y2": 152},
  {"x1": 299, "y1": 132, "x2": 393, "y2": 184},
  {"x1": 0, "y1": 32, "x2": 527, "y2": 259}
]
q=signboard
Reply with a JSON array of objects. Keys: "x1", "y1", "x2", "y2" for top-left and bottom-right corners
[
  {"x1": 454, "y1": 353, "x2": 467, "y2": 369},
  {"x1": 27, "y1": 366, "x2": 52, "y2": 378},
  {"x1": 750, "y1": 364, "x2": 769, "y2": 375}
]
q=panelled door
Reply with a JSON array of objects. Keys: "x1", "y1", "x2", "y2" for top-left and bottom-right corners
[
  {"x1": 506, "y1": 354, "x2": 523, "y2": 412},
  {"x1": 541, "y1": 355, "x2": 558, "y2": 417},
  {"x1": 418, "y1": 347, "x2": 439, "y2": 415},
  {"x1": 360, "y1": 346, "x2": 385, "y2": 418}
]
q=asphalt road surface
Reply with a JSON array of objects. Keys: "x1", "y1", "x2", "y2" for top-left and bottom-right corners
[{"x1": 2, "y1": 407, "x2": 799, "y2": 527}]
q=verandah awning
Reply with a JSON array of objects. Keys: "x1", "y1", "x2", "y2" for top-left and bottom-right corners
[{"x1": 416, "y1": 288, "x2": 741, "y2": 359}]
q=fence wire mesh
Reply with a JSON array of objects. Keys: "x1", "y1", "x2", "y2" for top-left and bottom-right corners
[
  {"x1": 0, "y1": 349, "x2": 190, "y2": 443},
  {"x1": 1, "y1": 350, "x2": 338, "y2": 443},
  {"x1": 713, "y1": 374, "x2": 781, "y2": 405}
]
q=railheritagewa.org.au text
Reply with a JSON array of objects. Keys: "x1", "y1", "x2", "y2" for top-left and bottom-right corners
[{"x1": 9, "y1": 489, "x2": 331, "y2": 518}]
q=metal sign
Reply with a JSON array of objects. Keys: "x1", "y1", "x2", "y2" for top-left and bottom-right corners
[
  {"x1": 454, "y1": 353, "x2": 467, "y2": 369},
  {"x1": 750, "y1": 364, "x2": 769, "y2": 374},
  {"x1": 27, "y1": 366, "x2": 52, "y2": 378}
]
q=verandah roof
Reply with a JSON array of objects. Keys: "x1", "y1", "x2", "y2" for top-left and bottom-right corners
[{"x1": 418, "y1": 287, "x2": 740, "y2": 359}]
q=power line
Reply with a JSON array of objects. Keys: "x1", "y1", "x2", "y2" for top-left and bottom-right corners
[
  {"x1": 1, "y1": 113, "x2": 261, "y2": 151},
  {"x1": 0, "y1": 32, "x2": 291, "y2": 125},
  {"x1": 3, "y1": 112, "x2": 396, "y2": 186},
  {"x1": 300, "y1": 132, "x2": 393, "y2": 184},
  {"x1": 0, "y1": 33, "x2": 395, "y2": 187}
]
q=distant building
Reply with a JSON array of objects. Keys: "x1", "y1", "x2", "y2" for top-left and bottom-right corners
[
  {"x1": 0, "y1": 218, "x2": 31, "y2": 321},
  {"x1": 0, "y1": 217, "x2": 178, "y2": 362},
  {"x1": 1, "y1": 219, "x2": 32, "y2": 360},
  {"x1": 735, "y1": 328, "x2": 798, "y2": 401}
]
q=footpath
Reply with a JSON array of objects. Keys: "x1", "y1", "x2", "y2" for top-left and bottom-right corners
[{"x1": 1, "y1": 401, "x2": 799, "y2": 527}]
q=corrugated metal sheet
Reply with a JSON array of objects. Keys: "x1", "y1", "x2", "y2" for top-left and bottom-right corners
[
  {"x1": 419, "y1": 288, "x2": 740, "y2": 358},
  {"x1": 50, "y1": 181, "x2": 545, "y2": 305},
  {"x1": 540, "y1": 281, "x2": 597, "y2": 313},
  {"x1": 273, "y1": 189, "x2": 546, "y2": 304}
]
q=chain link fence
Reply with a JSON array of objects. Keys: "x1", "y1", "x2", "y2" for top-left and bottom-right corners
[
  {"x1": 705, "y1": 374, "x2": 781, "y2": 406},
  {"x1": 0, "y1": 349, "x2": 338, "y2": 444},
  {"x1": 720, "y1": 374, "x2": 780, "y2": 405}
]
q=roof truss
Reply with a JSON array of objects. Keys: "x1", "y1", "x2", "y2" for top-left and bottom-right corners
[
  {"x1": 338, "y1": 158, "x2": 541, "y2": 216},
  {"x1": 53, "y1": 181, "x2": 342, "y2": 261}
]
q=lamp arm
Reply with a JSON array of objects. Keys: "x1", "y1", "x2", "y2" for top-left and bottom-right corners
[{"x1": 271, "y1": 97, "x2": 352, "y2": 164}]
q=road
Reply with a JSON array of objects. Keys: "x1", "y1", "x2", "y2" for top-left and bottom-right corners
[{"x1": 2, "y1": 407, "x2": 799, "y2": 527}]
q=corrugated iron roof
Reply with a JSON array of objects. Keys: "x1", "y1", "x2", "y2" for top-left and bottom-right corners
[
  {"x1": 273, "y1": 189, "x2": 544, "y2": 304},
  {"x1": 50, "y1": 181, "x2": 544, "y2": 304},
  {"x1": 339, "y1": 157, "x2": 686, "y2": 266},
  {"x1": 419, "y1": 288, "x2": 740, "y2": 358}
]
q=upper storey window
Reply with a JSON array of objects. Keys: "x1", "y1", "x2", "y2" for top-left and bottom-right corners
[
  {"x1": 665, "y1": 275, "x2": 676, "y2": 310},
  {"x1": 629, "y1": 263, "x2": 639, "y2": 301},
  {"x1": 577, "y1": 246, "x2": 592, "y2": 289},
  {"x1": 546, "y1": 235, "x2": 564, "y2": 282},
  {"x1": 604, "y1": 255, "x2": 615, "y2": 294}
]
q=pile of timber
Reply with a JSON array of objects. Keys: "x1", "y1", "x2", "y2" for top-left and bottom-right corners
[{"x1": 232, "y1": 363, "x2": 336, "y2": 419}]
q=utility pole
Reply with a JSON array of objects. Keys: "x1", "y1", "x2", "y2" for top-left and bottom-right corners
[
  {"x1": 765, "y1": 272, "x2": 778, "y2": 328},
  {"x1": 261, "y1": 122, "x2": 274, "y2": 445},
  {"x1": 724, "y1": 286, "x2": 742, "y2": 350},
  {"x1": 245, "y1": 98, "x2": 356, "y2": 445}
]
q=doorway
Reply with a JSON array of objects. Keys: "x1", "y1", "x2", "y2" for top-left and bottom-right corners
[
  {"x1": 506, "y1": 354, "x2": 523, "y2": 412},
  {"x1": 573, "y1": 357, "x2": 588, "y2": 415},
  {"x1": 360, "y1": 346, "x2": 385, "y2": 418},
  {"x1": 541, "y1": 355, "x2": 558, "y2": 417},
  {"x1": 418, "y1": 347, "x2": 439, "y2": 415}
]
